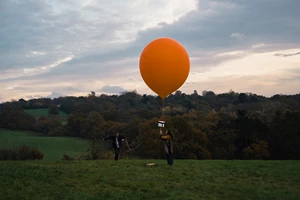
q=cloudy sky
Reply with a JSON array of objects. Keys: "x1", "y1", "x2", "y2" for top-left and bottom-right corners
[{"x1": 1, "y1": 0, "x2": 299, "y2": 102}]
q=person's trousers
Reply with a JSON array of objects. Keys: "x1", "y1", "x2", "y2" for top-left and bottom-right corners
[
  {"x1": 114, "y1": 148, "x2": 120, "y2": 161},
  {"x1": 167, "y1": 153, "x2": 173, "y2": 165},
  {"x1": 166, "y1": 145, "x2": 173, "y2": 165}
]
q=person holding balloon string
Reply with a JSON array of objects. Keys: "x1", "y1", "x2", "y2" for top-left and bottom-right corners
[{"x1": 159, "y1": 128, "x2": 174, "y2": 166}]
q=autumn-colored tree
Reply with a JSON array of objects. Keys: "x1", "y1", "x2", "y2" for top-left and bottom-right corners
[
  {"x1": 136, "y1": 118, "x2": 161, "y2": 158},
  {"x1": 168, "y1": 115, "x2": 211, "y2": 159},
  {"x1": 66, "y1": 112, "x2": 87, "y2": 137},
  {"x1": 268, "y1": 110, "x2": 300, "y2": 159},
  {"x1": 1, "y1": 89, "x2": 300, "y2": 160},
  {"x1": 36, "y1": 116, "x2": 61, "y2": 135},
  {"x1": 80, "y1": 111, "x2": 104, "y2": 139},
  {"x1": 200, "y1": 108, "x2": 237, "y2": 159},
  {"x1": 48, "y1": 126, "x2": 67, "y2": 136},
  {"x1": 0, "y1": 104, "x2": 36, "y2": 130},
  {"x1": 234, "y1": 109, "x2": 267, "y2": 159},
  {"x1": 101, "y1": 121, "x2": 126, "y2": 138},
  {"x1": 48, "y1": 104, "x2": 59, "y2": 115},
  {"x1": 243, "y1": 140, "x2": 269, "y2": 159}
]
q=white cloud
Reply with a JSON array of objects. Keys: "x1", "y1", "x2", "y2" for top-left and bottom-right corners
[
  {"x1": 251, "y1": 43, "x2": 267, "y2": 49},
  {"x1": 216, "y1": 51, "x2": 246, "y2": 57},
  {"x1": 79, "y1": 0, "x2": 198, "y2": 43},
  {"x1": 25, "y1": 51, "x2": 47, "y2": 57},
  {"x1": 0, "y1": 56, "x2": 73, "y2": 80},
  {"x1": 47, "y1": 91, "x2": 64, "y2": 99},
  {"x1": 99, "y1": 85, "x2": 126, "y2": 94},
  {"x1": 230, "y1": 32, "x2": 245, "y2": 40}
]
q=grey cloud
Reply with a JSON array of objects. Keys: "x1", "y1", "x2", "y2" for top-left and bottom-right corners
[
  {"x1": 63, "y1": 87, "x2": 79, "y2": 92},
  {"x1": 1, "y1": 0, "x2": 300, "y2": 101},
  {"x1": 98, "y1": 85, "x2": 126, "y2": 94},
  {"x1": 2, "y1": 0, "x2": 299, "y2": 71},
  {"x1": 46, "y1": 88, "x2": 80, "y2": 99},
  {"x1": 280, "y1": 68, "x2": 300, "y2": 82},
  {"x1": 26, "y1": 95, "x2": 43, "y2": 99},
  {"x1": 29, "y1": 88, "x2": 79, "y2": 100},
  {"x1": 274, "y1": 52, "x2": 300, "y2": 57},
  {"x1": 8, "y1": 86, "x2": 29, "y2": 91},
  {"x1": 65, "y1": 44, "x2": 142, "y2": 66},
  {"x1": 287, "y1": 67, "x2": 300, "y2": 74},
  {"x1": 187, "y1": 51, "x2": 248, "y2": 74},
  {"x1": 63, "y1": 0, "x2": 300, "y2": 71},
  {"x1": 47, "y1": 91, "x2": 64, "y2": 99},
  {"x1": 48, "y1": 87, "x2": 79, "y2": 94},
  {"x1": 136, "y1": 0, "x2": 300, "y2": 51},
  {"x1": 277, "y1": 75, "x2": 300, "y2": 82},
  {"x1": 0, "y1": 0, "x2": 129, "y2": 71}
]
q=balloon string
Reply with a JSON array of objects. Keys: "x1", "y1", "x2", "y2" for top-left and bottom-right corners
[{"x1": 161, "y1": 98, "x2": 165, "y2": 121}]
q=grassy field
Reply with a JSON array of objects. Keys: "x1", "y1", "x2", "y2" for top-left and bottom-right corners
[
  {"x1": 24, "y1": 108, "x2": 68, "y2": 118},
  {"x1": 0, "y1": 130, "x2": 90, "y2": 160},
  {"x1": 0, "y1": 160, "x2": 299, "y2": 200}
]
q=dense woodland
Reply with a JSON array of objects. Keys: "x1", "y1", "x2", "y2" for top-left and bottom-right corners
[{"x1": 0, "y1": 90, "x2": 299, "y2": 160}]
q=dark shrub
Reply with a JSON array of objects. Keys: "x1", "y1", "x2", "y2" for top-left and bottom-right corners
[
  {"x1": 62, "y1": 154, "x2": 73, "y2": 160},
  {"x1": 0, "y1": 145, "x2": 44, "y2": 160}
]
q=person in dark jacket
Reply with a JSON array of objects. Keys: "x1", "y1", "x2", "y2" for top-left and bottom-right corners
[
  {"x1": 103, "y1": 132, "x2": 126, "y2": 161},
  {"x1": 160, "y1": 128, "x2": 174, "y2": 166}
]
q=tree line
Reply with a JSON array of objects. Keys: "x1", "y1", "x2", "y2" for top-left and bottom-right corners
[{"x1": 0, "y1": 90, "x2": 299, "y2": 160}]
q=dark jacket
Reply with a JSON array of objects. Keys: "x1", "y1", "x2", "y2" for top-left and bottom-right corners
[{"x1": 104, "y1": 135, "x2": 125, "y2": 149}]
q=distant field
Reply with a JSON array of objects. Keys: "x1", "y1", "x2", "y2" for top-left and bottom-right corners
[
  {"x1": 0, "y1": 160, "x2": 299, "y2": 200},
  {"x1": 24, "y1": 108, "x2": 68, "y2": 118},
  {"x1": 0, "y1": 129, "x2": 90, "y2": 160}
]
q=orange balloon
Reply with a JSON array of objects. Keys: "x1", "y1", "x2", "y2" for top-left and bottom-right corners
[{"x1": 139, "y1": 38, "x2": 190, "y2": 99}]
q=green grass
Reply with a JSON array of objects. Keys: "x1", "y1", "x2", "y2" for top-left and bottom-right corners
[
  {"x1": 0, "y1": 160, "x2": 299, "y2": 200},
  {"x1": 0, "y1": 130, "x2": 90, "y2": 161},
  {"x1": 24, "y1": 108, "x2": 68, "y2": 118}
]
